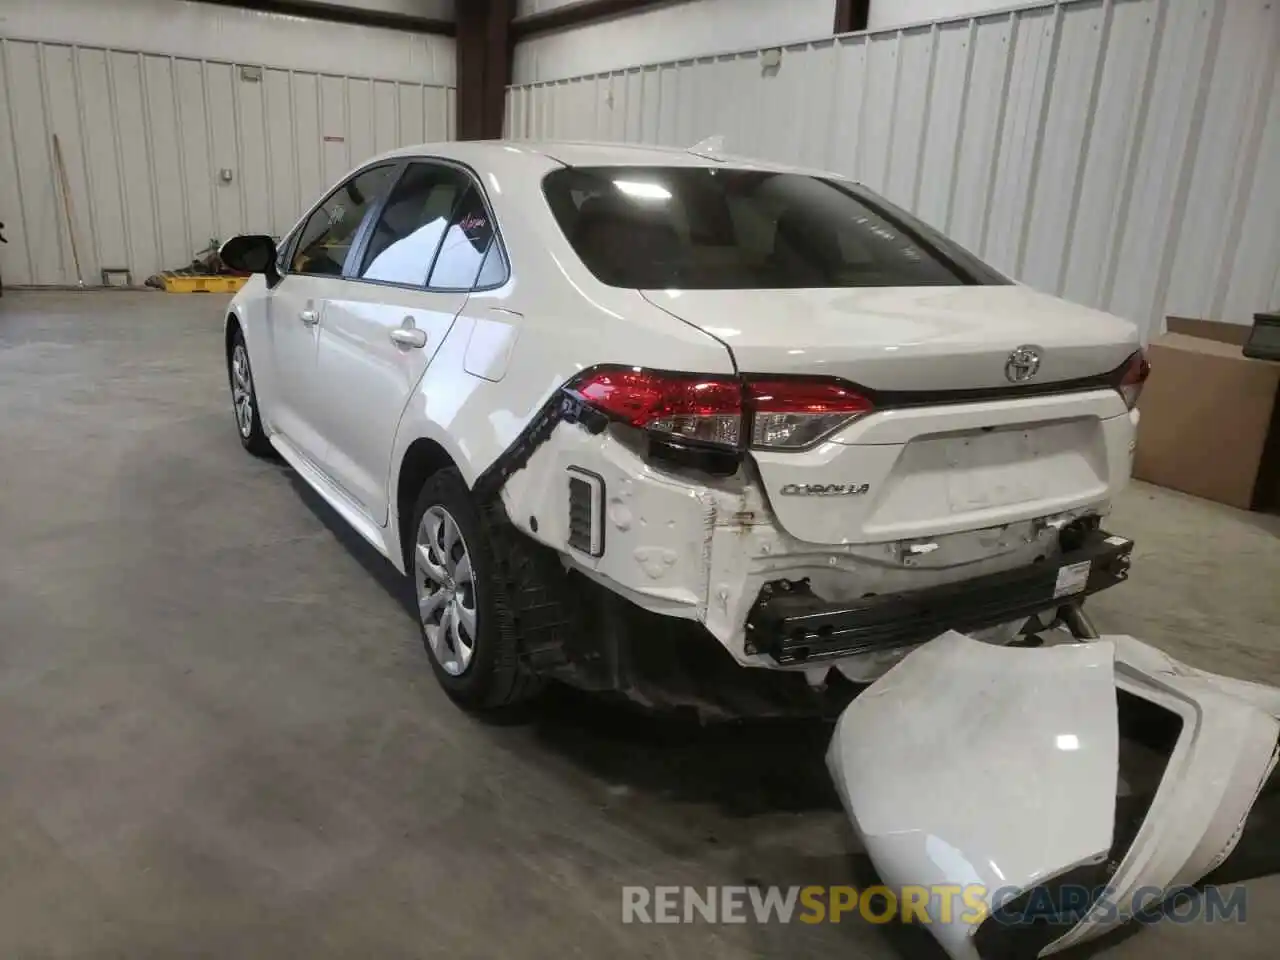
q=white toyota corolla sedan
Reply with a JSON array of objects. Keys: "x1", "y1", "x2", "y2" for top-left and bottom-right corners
[
  {"x1": 221, "y1": 139, "x2": 1148, "y2": 716},
  {"x1": 222, "y1": 141, "x2": 1280, "y2": 960}
]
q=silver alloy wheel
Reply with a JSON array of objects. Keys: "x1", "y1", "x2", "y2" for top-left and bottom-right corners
[
  {"x1": 415, "y1": 504, "x2": 478, "y2": 676},
  {"x1": 231, "y1": 343, "x2": 254, "y2": 439}
]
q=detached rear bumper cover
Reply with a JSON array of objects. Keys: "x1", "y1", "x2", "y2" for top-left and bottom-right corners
[{"x1": 827, "y1": 632, "x2": 1280, "y2": 960}]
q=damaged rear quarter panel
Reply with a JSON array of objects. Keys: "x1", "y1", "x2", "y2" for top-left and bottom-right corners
[
  {"x1": 499, "y1": 423, "x2": 718, "y2": 618},
  {"x1": 501, "y1": 420, "x2": 1105, "y2": 669}
]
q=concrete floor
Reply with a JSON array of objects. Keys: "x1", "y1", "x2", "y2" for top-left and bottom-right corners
[{"x1": 1, "y1": 289, "x2": 1278, "y2": 959}]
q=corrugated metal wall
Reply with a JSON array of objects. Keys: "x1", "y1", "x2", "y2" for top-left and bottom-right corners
[
  {"x1": 512, "y1": 0, "x2": 837, "y2": 83},
  {"x1": 0, "y1": 0, "x2": 454, "y2": 80},
  {"x1": 0, "y1": 0, "x2": 456, "y2": 287},
  {"x1": 506, "y1": 0, "x2": 1280, "y2": 337},
  {"x1": 0, "y1": 42, "x2": 454, "y2": 287}
]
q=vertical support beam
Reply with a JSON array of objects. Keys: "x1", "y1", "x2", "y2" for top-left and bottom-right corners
[
  {"x1": 486, "y1": 0, "x2": 513, "y2": 139},
  {"x1": 456, "y1": 0, "x2": 487, "y2": 140},
  {"x1": 456, "y1": 0, "x2": 513, "y2": 140},
  {"x1": 834, "y1": 0, "x2": 870, "y2": 35}
]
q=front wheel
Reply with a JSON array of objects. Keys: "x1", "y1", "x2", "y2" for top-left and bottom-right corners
[
  {"x1": 227, "y1": 328, "x2": 273, "y2": 457},
  {"x1": 410, "y1": 469, "x2": 544, "y2": 711}
]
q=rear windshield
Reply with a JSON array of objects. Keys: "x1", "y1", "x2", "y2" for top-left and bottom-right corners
[{"x1": 542, "y1": 166, "x2": 1009, "y2": 290}]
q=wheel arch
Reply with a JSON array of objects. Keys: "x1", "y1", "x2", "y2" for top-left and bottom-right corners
[
  {"x1": 224, "y1": 311, "x2": 242, "y2": 360},
  {"x1": 394, "y1": 436, "x2": 462, "y2": 571}
]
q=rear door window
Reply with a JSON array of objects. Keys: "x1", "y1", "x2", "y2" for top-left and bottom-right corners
[
  {"x1": 427, "y1": 186, "x2": 497, "y2": 290},
  {"x1": 358, "y1": 162, "x2": 471, "y2": 286},
  {"x1": 542, "y1": 166, "x2": 1010, "y2": 289},
  {"x1": 473, "y1": 237, "x2": 508, "y2": 289}
]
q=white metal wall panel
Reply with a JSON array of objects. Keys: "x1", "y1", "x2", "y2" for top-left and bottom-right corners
[
  {"x1": 1165, "y1": 0, "x2": 1276, "y2": 321},
  {"x1": 869, "y1": 0, "x2": 1032, "y2": 31},
  {"x1": 41, "y1": 44, "x2": 91, "y2": 279},
  {"x1": 204, "y1": 62, "x2": 242, "y2": 244},
  {"x1": 0, "y1": 0, "x2": 454, "y2": 86},
  {"x1": 1020, "y1": 0, "x2": 1104, "y2": 294},
  {"x1": 506, "y1": 0, "x2": 1280, "y2": 335},
  {"x1": 640, "y1": 66, "x2": 662, "y2": 143},
  {"x1": 320, "y1": 75, "x2": 349, "y2": 190},
  {"x1": 1059, "y1": 0, "x2": 1158, "y2": 310},
  {"x1": 827, "y1": 37, "x2": 869, "y2": 185},
  {"x1": 597, "y1": 75, "x2": 621, "y2": 143},
  {"x1": 174, "y1": 58, "x2": 217, "y2": 257},
  {"x1": 347, "y1": 79, "x2": 376, "y2": 178},
  {"x1": 1227, "y1": 54, "x2": 1280, "y2": 322},
  {"x1": 143, "y1": 57, "x2": 190, "y2": 272},
  {"x1": 0, "y1": 0, "x2": 456, "y2": 286},
  {"x1": 81, "y1": 50, "x2": 130, "y2": 282},
  {"x1": 983, "y1": 6, "x2": 1056, "y2": 276},
  {"x1": 292, "y1": 73, "x2": 325, "y2": 219},
  {"x1": 882, "y1": 28, "x2": 930, "y2": 207},
  {"x1": 776, "y1": 43, "x2": 840, "y2": 170},
  {"x1": 7, "y1": 41, "x2": 63, "y2": 286},
  {"x1": 915, "y1": 20, "x2": 974, "y2": 232},
  {"x1": 373, "y1": 81, "x2": 398, "y2": 155},
  {"x1": 0, "y1": 41, "x2": 28, "y2": 283},
  {"x1": 858, "y1": 34, "x2": 899, "y2": 192},
  {"x1": 264, "y1": 70, "x2": 298, "y2": 240},
  {"x1": 946, "y1": 14, "x2": 1010, "y2": 255},
  {"x1": 397, "y1": 83, "x2": 426, "y2": 148},
  {"x1": 236, "y1": 64, "x2": 273, "y2": 239},
  {"x1": 0, "y1": 38, "x2": 455, "y2": 286},
  {"x1": 112, "y1": 54, "x2": 160, "y2": 280},
  {"x1": 513, "y1": 0, "x2": 835, "y2": 84},
  {"x1": 657, "y1": 67, "x2": 680, "y2": 146},
  {"x1": 1107, "y1": 0, "x2": 1219, "y2": 328}
]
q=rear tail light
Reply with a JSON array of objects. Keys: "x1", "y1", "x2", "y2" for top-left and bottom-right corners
[
  {"x1": 746, "y1": 378, "x2": 874, "y2": 449},
  {"x1": 570, "y1": 368, "x2": 742, "y2": 447},
  {"x1": 1116, "y1": 349, "x2": 1150, "y2": 410},
  {"x1": 566, "y1": 367, "x2": 874, "y2": 463}
]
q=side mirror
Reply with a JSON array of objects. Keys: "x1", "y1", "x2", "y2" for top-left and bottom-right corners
[{"x1": 220, "y1": 234, "x2": 280, "y2": 287}]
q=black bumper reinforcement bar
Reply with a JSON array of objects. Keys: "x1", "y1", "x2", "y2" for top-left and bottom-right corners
[{"x1": 745, "y1": 528, "x2": 1133, "y2": 665}]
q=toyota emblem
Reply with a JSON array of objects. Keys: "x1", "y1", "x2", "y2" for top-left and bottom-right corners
[{"x1": 1005, "y1": 345, "x2": 1042, "y2": 383}]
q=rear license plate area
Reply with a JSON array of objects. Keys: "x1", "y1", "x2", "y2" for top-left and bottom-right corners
[{"x1": 944, "y1": 429, "x2": 1044, "y2": 514}]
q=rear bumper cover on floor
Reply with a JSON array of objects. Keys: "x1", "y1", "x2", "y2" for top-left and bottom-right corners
[
  {"x1": 827, "y1": 632, "x2": 1280, "y2": 960},
  {"x1": 747, "y1": 528, "x2": 1133, "y2": 664}
]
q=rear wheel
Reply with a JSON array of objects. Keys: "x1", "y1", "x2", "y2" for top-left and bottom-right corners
[
  {"x1": 410, "y1": 469, "x2": 544, "y2": 711},
  {"x1": 227, "y1": 327, "x2": 273, "y2": 457}
]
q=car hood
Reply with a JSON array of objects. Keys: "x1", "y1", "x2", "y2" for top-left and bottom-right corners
[{"x1": 641, "y1": 285, "x2": 1140, "y2": 392}]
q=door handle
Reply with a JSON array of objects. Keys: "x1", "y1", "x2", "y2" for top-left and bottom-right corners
[
  {"x1": 390, "y1": 322, "x2": 428, "y2": 349},
  {"x1": 299, "y1": 308, "x2": 319, "y2": 326}
]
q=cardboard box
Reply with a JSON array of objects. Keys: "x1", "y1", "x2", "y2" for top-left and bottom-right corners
[{"x1": 1133, "y1": 317, "x2": 1280, "y2": 511}]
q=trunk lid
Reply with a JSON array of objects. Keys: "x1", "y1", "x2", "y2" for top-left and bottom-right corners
[
  {"x1": 643, "y1": 285, "x2": 1141, "y2": 545},
  {"x1": 641, "y1": 284, "x2": 1138, "y2": 391}
]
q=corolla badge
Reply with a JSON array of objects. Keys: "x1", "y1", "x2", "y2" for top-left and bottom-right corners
[
  {"x1": 1005, "y1": 345, "x2": 1042, "y2": 383},
  {"x1": 780, "y1": 483, "x2": 870, "y2": 497}
]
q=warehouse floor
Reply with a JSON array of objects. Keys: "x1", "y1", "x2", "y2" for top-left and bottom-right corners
[{"x1": 1, "y1": 290, "x2": 1278, "y2": 959}]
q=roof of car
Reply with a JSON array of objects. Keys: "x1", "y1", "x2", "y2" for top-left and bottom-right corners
[{"x1": 374, "y1": 139, "x2": 841, "y2": 177}]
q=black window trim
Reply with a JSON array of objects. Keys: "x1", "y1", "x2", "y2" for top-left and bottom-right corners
[
  {"x1": 278, "y1": 159, "x2": 406, "y2": 281},
  {"x1": 342, "y1": 156, "x2": 511, "y2": 296}
]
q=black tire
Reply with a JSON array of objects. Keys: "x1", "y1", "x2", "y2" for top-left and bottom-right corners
[
  {"x1": 227, "y1": 326, "x2": 273, "y2": 457},
  {"x1": 410, "y1": 468, "x2": 545, "y2": 711}
]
